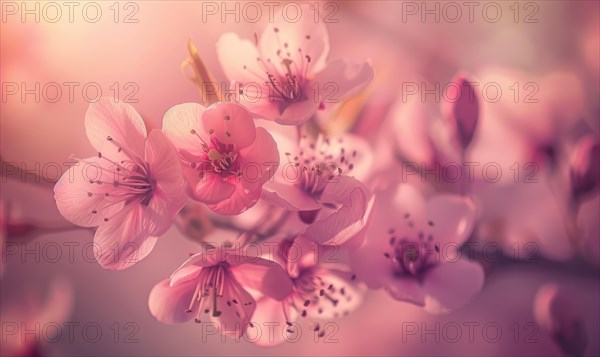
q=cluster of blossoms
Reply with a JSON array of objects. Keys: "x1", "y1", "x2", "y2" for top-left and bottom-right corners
[{"x1": 48, "y1": 4, "x2": 597, "y2": 350}]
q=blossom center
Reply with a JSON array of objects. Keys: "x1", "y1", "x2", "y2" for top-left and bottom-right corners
[
  {"x1": 384, "y1": 220, "x2": 440, "y2": 278},
  {"x1": 241, "y1": 28, "x2": 313, "y2": 104},
  {"x1": 289, "y1": 268, "x2": 357, "y2": 320},
  {"x1": 190, "y1": 130, "x2": 240, "y2": 178},
  {"x1": 84, "y1": 136, "x2": 156, "y2": 222},
  {"x1": 286, "y1": 135, "x2": 357, "y2": 198},
  {"x1": 185, "y1": 262, "x2": 253, "y2": 324}
]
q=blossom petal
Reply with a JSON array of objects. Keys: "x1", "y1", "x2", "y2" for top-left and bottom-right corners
[
  {"x1": 148, "y1": 279, "x2": 196, "y2": 324},
  {"x1": 259, "y1": 4, "x2": 330, "y2": 73},
  {"x1": 216, "y1": 33, "x2": 263, "y2": 85},
  {"x1": 162, "y1": 102, "x2": 208, "y2": 156},
  {"x1": 202, "y1": 102, "x2": 256, "y2": 150},
  {"x1": 144, "y1": 130, "x2": 187, "y2": 235},
  {"x1": 237, "y1": 127, "x2": 280, "y2": 192},
  {"x1": 313, "y1": 59, "x2": 374, "y2": 104},
  {"x1": 249, "y1": 297, "x2": 291, "y2": 346},
  {"x1": 276, "y1": 98, "x2": 321, "y2": 126},
  {"x1": 54, "y1": 157, "x2": 125, "y2": 227},
  {"x1": 93, "y1": 206, "x2": 158, "y2": 270},
  {"x1": 228, "y1": 256, "x2": 293, "y2": 301},
  {"x1": 211, "y1": 272, "x2": 256, "y2": 337},
  {"x1": 383, "y1": 275, "x2": 426, "y2": 307},
  {"x1": 187, "y1": 171, "x2": 236, "y2": 205},
  {"x1": 169, "y1": 264, "x2": 203, "y2": 287},
  {"x1": 261, "y1": 183, "x2": 322, "y2": 211},
  {"x1": 304, "y1": 176, "x2": 370, "y2": 245},
  {"x1": 422, "y1": 260, "x2": 484, "y2": 314},
  {"x1": 205, "y1": 183, "x2": 261, "y2": 215},
  {"x1": 426, "y1": 194, "x2": 477, "y2": 247},
  {"x1": 85, "y1": 98, "x2": 147, "y2": 159}
]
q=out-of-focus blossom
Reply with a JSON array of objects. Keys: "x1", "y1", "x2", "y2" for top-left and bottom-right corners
[
  {"x1": 148, "y1": 243, "x2": 292, "y2": 337},
  {"x1": 251, "y1": 235, "x2": 365, "y2": 346},
  {"x1": 262, "y1": 129, "x2": 374, "y2": 246},
  {"x1": 163, "y1": 102, "x2": 279, "y2": 215},
  {"x1": 216, "y1": 3, "x2": 374, "y2": 125},
  {"x1": 54, "y1": 98, "x2": 187, "y2": 270},
  {"x1": 473, "y1": 172, "x2": 575, "y2": 263},
  {"x1": 351, "y1": 184, "x2": 483, "y2": 314},
  {"x1": 0, "y1": 278, "x2": 73, "y2": 357},
  {"x1": 534, "y1": 284, "x2": 588, "y2": 357},
  {"x1": 570, "y1": 136, "x2": 600, "y2": 203}
]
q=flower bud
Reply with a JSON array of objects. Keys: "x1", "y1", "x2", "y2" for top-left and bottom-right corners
[
  {"x1": 441, "y1": 74, "x2": 479, "y2": 149},
  {"x1": 570, "y1": 136, "x2": 600, "y2": 201}
]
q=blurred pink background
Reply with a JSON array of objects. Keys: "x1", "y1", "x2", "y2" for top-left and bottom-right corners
[{"x1": 1, "y1": 1, "x2": 598, "y2": 356}]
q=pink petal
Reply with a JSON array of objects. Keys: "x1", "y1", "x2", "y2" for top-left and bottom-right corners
[
  {"x1": 162, "y1": 102, "x2": 208, "y2": 157},
  {"x1": 303, "y1": 176, "x2": 370, "y2": 245},
  {"x1": 208, "y1": 272, "x2": 256, "y2": 337},
  {"x1": 144, "y1": 130, "x2": 187, "y2": 234},
  {"x1": 188, "y1": 172, "x2": 236, "y2": 205},
  {"x1": 313, "y1": 59, "x2": 374, "y2": 103},
  {"x1": 392, "y1": 184, "x2": 427, "y2": 226},
  {"x1": 169, "y1": 247, "x2": 238, "y2": 286},
  {"x1": 249, "y1": 297, "x2": 291, "y2": 346},
  {"x1": 276, "y1": 98, "x2": 321, "y2": 126},
  {"x1": 233, "y1": 86, "x2": 283, "y2": 122},
  {"x1": 85, "y1": 98, "x2": 147, "y2": 160},
  {"x1": 228, "y1": 256, "x2": 293, "y2": 301},
  {"x1": 205, "y1": 182, "x2": 261, "y2": 215},
  {"x1": 202, "y1": 102, "x2": 256, "y2": 150},
  {"x1": 237, "y1": 127, "x2": 280, "y2": 192},
  {"x1": 92, "y1": 205, "x2": 158, "y2": 270},
  {"x1": 169, "y1": 264, "x2": 203, "y2": 287},
  {"x1": 54, "y1": 157, "x2": 125, "y2": 227},
  {"x1": 422, "y1": 260, "x2": 484, "y2": 314},
  {"x1": 216, "y1": 33, "x2": 263, "y2": 85},
  {"x1": 148, "y1": 279, "x2": 196, "y2": 324},
  {"x1": 384, "y1": 275, "x2": 427, "y2": 307},
  {"x1": 284, "y1": 235, "x2": 321, "y2": 277},
  {"x1": 259, "y1": 4, "x2": 330, "y2": 73},
  {"x1": 262, "y1": 182, "x2": 322, "y2": 211},
  {"x1": 426, "y1": 194, "x2": 477, "y2": 248},
  {"x1": 390, "y1": 96, "x2": 436, "y2": 166}
]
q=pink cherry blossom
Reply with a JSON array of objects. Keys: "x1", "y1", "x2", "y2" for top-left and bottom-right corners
[
  {"x1": 162, "y1": 102, "x2": 279, "y2": 215},
  {"x1": 148, "y1": 244, "x2": 293, "y2": 337},
  {"x1": 216, "y1": 3, "x2": 374, "y2": 125},
  {"x1": 262, "y1": 129, "x2": 374, "y2": 246},
  {"x1": 54, "y1": 98, "x2": 187, "y2": 270},
  {"x1": 250, "y1": 235, "x2": 365, "y2": 346},
  {"x1": 350, "y1": 184, "x2": 483, "y2": 314}
]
